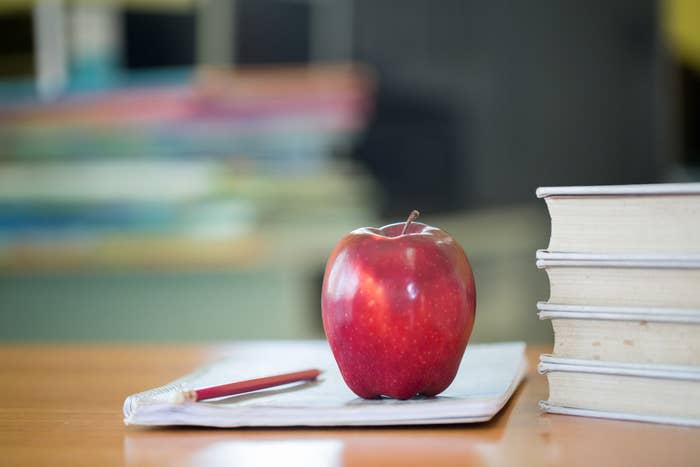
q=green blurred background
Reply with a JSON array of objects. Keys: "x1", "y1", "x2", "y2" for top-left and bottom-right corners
[{"x1": 0, "y1": 0, "x2": 699, "y2": 343}]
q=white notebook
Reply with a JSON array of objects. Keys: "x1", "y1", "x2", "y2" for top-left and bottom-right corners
[{"x1": 123, "y1": 340, "x2": 527, "y2": 427}]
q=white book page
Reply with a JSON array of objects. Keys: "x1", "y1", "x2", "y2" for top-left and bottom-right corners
[
  {"x1": 539, "y1": 401, "x2": 700, "y2": 427},
  {"x1": 538, "y1": 355, "x2": 700, "y2": 380},
  {"x1": 536, "y1": 183, "x2": 700, "y2": 198},
  {"x1": 535, "y1": 250, "x2": 700, "y2": 267}
]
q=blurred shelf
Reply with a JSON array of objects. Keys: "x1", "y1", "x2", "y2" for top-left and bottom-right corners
[
  {"x1": 0, "y1": 235, "x2": 266, "y2": 272},
  {"x1": 0, "y1": 204, "x2": 552, "y2": 342},
  {"x1": 0, "y1": 0, "x2": 195, "y2": 15}
]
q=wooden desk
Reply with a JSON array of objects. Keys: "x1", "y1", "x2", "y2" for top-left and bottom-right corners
[{"x1": 1, "y1": 345, "x2": 698, "y2": 466}]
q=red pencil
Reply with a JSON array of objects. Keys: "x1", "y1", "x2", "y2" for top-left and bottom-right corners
[{"x1": 173, "y1": 368, "x2": 322, "y2": 403}]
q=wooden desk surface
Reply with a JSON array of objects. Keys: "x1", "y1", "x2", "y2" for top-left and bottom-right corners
[{"x1": 1, "y1": 344, "x2": 698, "y2": 467}]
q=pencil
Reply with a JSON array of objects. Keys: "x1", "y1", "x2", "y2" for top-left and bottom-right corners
[{"x1": 172, "y1": 368, "x2": 322, "y2": 403}]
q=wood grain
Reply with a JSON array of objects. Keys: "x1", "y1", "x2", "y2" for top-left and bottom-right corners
[{"x1": 1, "y1": 344, "x2": 698, "y2": 467}]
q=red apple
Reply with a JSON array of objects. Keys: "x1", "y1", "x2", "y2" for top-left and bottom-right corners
[{"x1": 322, "y1": 210, "x2": 476, "y2": 399}]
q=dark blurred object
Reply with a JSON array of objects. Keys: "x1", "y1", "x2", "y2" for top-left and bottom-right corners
[
  {"x1": 352, "y1": 0, "x2": 664, "y2": 214},
  {"x1": 680, "y1": 66, "x2": 700, "y2": 167},
  {"x1": 353, "y1": 86, "x2": 462, "y2": 216},
  {"x1": 122, "y1": 9, "x2": 195, "y2": 69},
  {"x1": 664, "y1": 0, "x2": 700, "y2": 169},
  {"x1": 236, "y1": 0, "x2": 311, "y2": 64},
  {"x1": 0, "y1": 10, "x2": 33, "y2": 78}
]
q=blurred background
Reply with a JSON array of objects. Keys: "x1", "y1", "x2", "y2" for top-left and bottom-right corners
[{"x1": 0, "y1": 0, "x2": 698, "y2": 343}]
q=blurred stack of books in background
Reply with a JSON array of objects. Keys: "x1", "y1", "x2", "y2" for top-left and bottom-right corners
[{"x1": 0, "y1": 64, "x2": 376, "y2": 271}]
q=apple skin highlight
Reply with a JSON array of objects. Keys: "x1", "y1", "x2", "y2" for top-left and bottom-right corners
[{"x1": 321, "y1": 217, "x2": 476, "y2": 400}]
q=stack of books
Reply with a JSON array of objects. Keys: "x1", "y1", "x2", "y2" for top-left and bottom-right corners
[
  {"x1": 0, "y1": 64, "x2": 375, "y2": 270},
  {"x1": 536, "y1": 183, "x2": 700, "y2": 426}
]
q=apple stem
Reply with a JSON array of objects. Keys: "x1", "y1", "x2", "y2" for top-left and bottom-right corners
[{"x1": 401, "y1": 210, "x2": 421, "y2": 235}]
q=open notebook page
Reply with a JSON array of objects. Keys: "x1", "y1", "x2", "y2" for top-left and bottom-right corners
[{"x1": 124, "y1": 341, "x2": 527, "y2": 427}]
